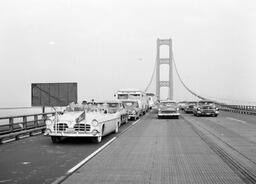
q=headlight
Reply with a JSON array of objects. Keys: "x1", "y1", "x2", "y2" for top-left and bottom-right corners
[
  {"x1": 45, "y1": 119, "x2": 53, "y2": 126},
  {"x1": 91, "y1": 120, "x2": 99, "y2": 127}
]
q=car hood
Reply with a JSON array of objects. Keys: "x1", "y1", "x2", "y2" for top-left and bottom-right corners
[{"x1": 59, "y1": 111, "x2": 84, "y2": 122}]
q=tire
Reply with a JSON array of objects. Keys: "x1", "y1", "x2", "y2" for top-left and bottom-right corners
[
  {"x1": 51, "y1": 136, "x2": 61, "y2": 143},
  {"x1": 92, "y1": 136, "x2": 102, "y2": 143},
  {"x1": 114, "y1": 122, "x2": 119, "y2": 134}
]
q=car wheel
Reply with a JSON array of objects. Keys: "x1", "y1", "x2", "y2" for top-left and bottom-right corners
[
  {"x1": 51, "y1": 136, "x2": 61, "y2": 143},
  {"x1": 92, "y1": 135, "x2": 102, "y2": 143},
  {"x1": 115, "y1": 122, "x2": 119, "y2": 134}
]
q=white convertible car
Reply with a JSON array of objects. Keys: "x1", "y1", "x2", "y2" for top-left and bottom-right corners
[{"x1": 44, "y1": 104, "x2": 120, "y2": 143}]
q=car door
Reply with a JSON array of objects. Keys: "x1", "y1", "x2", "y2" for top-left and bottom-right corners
[{"x1": 101, "y1": 114, "x2": 113, "y2": 135}]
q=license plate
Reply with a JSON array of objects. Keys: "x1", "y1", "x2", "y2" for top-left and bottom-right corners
[{"x1": 206, "y1": 113, "x2": 210, "y2": 115}]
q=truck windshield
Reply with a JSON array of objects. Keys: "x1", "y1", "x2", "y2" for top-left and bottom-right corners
[
  {"x1": 161, "y1": 102, "x2": 176, "y2": 106},
  {"x1": 129, "y1": 94, "x2": 140, "y2": 99},
  {"x1": 118, "y1": 94, "x2": 128, "y2": 99}
]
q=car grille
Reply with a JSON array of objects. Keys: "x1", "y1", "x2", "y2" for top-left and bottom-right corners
[
  {"x1": 74, "y1": 124, "x2": 90, "y2": 131},
  {"x1": 161, "y1": 110, "x2": 176, "y2": 113},
  {"x1": 54, "y1": 123, "x2": 68, "y2": 131}
]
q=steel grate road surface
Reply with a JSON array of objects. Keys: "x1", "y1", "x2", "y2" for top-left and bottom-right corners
[{"x1": 62, "y1": 113, "x2": 245, "y2": 184}]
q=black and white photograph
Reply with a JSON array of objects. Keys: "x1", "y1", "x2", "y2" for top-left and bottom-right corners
[{"x1": 0, "y1": 0, "x2": 256, "y2": 183}]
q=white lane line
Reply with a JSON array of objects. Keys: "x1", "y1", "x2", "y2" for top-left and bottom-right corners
[
  {"x1": 226, "y1": 117, "x2": 247, "y2": 124},
  {"x1": 132, "y1": 119, "x2": 140, "y2": 125},
  {"x1": 1, "y1": 138, "x2": 16, "y2": 144},
  {"x1": 67, "y1": 137, "x2": 116, "y2": 174},
  {"x1": 0, "y1": 179, "x2": 12, "y2": 183},
  {"x1": 31, "y1": 131, "x2": 42, "y2": 136},
  {"x1": 18, "y1": 134, "x2": 30, "y2": 139},
  {"x1": 120, "y1": 119, "x2": 141, "y2": 134}
]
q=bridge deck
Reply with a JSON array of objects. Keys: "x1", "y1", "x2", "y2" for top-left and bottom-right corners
[{"x1": 62, "y1": 113, "x2": 245, "y2": 184}]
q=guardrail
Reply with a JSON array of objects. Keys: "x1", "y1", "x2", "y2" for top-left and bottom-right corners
[
  {"x1": 219, "y1": 104, "x2": 256, "y2": 115},
  {"x1": 0, "y1": 112, "x2": 56, "y2": 143}
]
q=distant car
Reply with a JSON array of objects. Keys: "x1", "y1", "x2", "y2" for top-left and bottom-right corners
[
  {"x1": 104, "y1": 100, "x2": 129, "y2": 126},
  {"x1": 193, "y1": 104, "x2": 219, "y2": 117},
  {"x1": 122, "y1": 99, "x2": 141, "y2": 120},
  {"x1": 184, "y1": 102, "x2": 197, "y2": 113},
  {"x1": 178, "y1": 102, "x2": 187, "y2": 111},
  {"x1": 158, "y1": 100, "x2": 180, "y2": 119},
  {"x1": 44, "y1": 104, "x2": 120, "y2": 143}
]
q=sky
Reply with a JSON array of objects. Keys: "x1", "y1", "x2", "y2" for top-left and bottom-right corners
[{"x1": 0, "y1": 0, "x2": 256, "y2": 107}]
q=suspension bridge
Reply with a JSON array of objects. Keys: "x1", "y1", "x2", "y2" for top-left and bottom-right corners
[{"x1": 0, "y1": 38, "x2": 256, "y2": 184}]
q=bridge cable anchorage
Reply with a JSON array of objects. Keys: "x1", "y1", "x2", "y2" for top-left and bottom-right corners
[{"x1": 144, "y1": 58, "x2": 157, "y2": 92}]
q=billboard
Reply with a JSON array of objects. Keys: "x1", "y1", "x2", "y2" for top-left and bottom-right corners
[{"x1": 31, "y1": 83, "x2": 77, "y2": 106}]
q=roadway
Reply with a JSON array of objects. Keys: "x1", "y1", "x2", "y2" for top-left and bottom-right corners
[{"x1": 1, "y1": 111, "x2": 256, "y2": 184}]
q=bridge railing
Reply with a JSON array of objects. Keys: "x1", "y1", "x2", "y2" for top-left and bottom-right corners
[
  {"x1": 0, "y1": 112, "x2": 56, "y2": 143},
  {"x1": 218, "y1": 104, "x2": 256, "y2": 115}
]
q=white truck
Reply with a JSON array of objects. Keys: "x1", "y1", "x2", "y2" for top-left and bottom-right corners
[
  {"x1": 146, "y1": 92, "x2": 157, "y2": 109},
  {"x1": 115, "y1": 89, "x2": 149, "y2": 114}
]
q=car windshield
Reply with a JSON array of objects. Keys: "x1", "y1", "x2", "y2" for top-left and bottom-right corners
[
  {"x1": 202, "y1": 105, "x2": 215, "y2": 109},
  {"x1": 198, "y1": 101, "x2": 214, "y2": 105},
  {"x1": 160, "y1": 102, "x2": 176, "y2": 106},
  {"x1": 123, "y1": 101, "x2": 138, "y2": 108},
  {"x1": 65, "y1": 104, "x2": 85, "y2": 112},
  {"x1": 129, "y1": 94, "x2": 141, "y2": 99}
]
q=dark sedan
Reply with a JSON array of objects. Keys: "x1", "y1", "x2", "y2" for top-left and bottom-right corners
[{"x1": 193, "y1": 105, "x2": 219, "y2": 117}]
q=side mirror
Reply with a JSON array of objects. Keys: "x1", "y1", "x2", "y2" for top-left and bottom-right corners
[{"x1": 104, "y1": 110, "x2": 108, "y2": 114}]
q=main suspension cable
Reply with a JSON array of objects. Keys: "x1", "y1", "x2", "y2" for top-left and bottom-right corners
[
  {"x1": 144, "y1": 58, "x2": 157, "y2": 92},
  {"x1": 172, "y1": 47, "x2": 206, "y2": 100}
]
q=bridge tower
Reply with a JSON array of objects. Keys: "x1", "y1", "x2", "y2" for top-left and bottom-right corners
[{"x1": 156, "y1": 38, "x2": 173, "y2": 101}]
